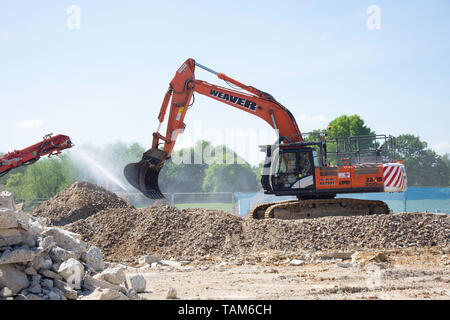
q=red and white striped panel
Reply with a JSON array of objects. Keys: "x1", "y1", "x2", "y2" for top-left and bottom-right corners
[{"x1": 383, "y1": 163, "x2": 407, "y2": 192}]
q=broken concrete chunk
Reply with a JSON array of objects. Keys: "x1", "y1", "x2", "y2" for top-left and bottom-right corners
[
  {"x1": 0, "y1": 228, "x2": 22, "y2": 247},
  {"x1": 289, "y1": 259, "x2": 305, "y2": 266},
  {"x1": 81, "y1": 245, "x2": 104, "y2": 272},
  {"x1": 0, "y1": 191, "x2": 16, "y2": 210},
  {"x1": 28, "y1": 220, "x2": 45, "y2": 236},
  {"x1": 318, "y1": 251, "x2": 355, "y2": 260},
  {"x1": 0, "y1": 247, "x2": 36, "y2": 265},
  {"x1": 48, "y1": 290, "x2": 61, "y2": 300},
  {"x1": 0, "y1": 208, "x2": 18, "y2": 229},
  {"x1": 83, "y1": 274, "x2": 127, "y2": 294},
  {"x1": 138, "y1": 255, "x2": 161, "y2": 266},
  {"x1": 28, "y1": 282, "x2": 42, "y2": 294},
  {"x1": 31, "y1": 255, "x2": 45, "y2": 270},
  {"x1": 125, "y1": 288, "x2": 143, "y2": 300},
  {"x1": 32, "y1": 274, "x2": 42, "y2": 283},
  {"x1": 41, "y1": 278, "x2": 53, "y2": 290},
  {"x1": 0, "y1": 287, "x2": 15, "y2": 298},
  {"x1": 38, "y1": 236, "x2": 55, "y2": 252},
  {"x1": 19, "y1": 231, "x2": 36, "y2": 248},
  {"x1": 166, "y1": 287, "x2": 177, "y2": 299},
  {"x1": 215, "y1": 261, "x2": 228, "y2": 268},
  {"x1": 53, "y1": 278, "x2": 78, "y2": 300},
  {"x1": 0, "y1": 264, "x2": 30, "y2": 295},
  {"x1": 40, "y1": 269, "x2": 63, "y2": 281},
  {"x1": 42, "y1": 227, "x2": 86, "y2": 257},
  {"x1": 25, "y1": 293, "x2": 45, "y2": 300},
  {"x1": 57, "y1": 258, "x2": 84, "y2": 288},
  {"x1": 50, "y1": 246, "x2": 78, "y2": 263},
  {"x1": 335, "y1": 262, "x2": 352, "y2": 268},
  {"x1": 24, "y1": 266, "x2": 37, "y2": 276},
  {"x1": 93, "y1": 267, "x2": 126, "y2": 285},
  {"x1": 82, "y1": 288, "x2": 129, "y2": 300},
  {"x1": 52, "y1": 262, "x2": 61, "y2": 273},
  {"x1": 127, "y1": 274, "x2": 146, "y2": 293},
  {"x1": 160, "y1": 260, "x2": 181, "y2": 267},
  {"x1": 41, "y1": 258, "x2": 53, "y2": 271}
]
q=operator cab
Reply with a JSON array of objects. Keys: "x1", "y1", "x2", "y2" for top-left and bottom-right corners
[
  {"x1": 270, "y1": 147, "x2": 317, "y2": 191},
  {"x1": 260, "y1": 138, "x2": 325, "y2": 198},
  {"x1": 260, "y1": 134, "x2": 398, "y2": 198}
]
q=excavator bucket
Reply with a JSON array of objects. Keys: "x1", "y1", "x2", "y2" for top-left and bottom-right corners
[{"x1": 124, "y1": 148, "x2": 168, "y2": 199}]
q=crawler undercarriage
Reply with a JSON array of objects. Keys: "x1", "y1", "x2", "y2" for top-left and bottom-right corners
[{"x1": 250, "y1": 198, "x2": 390, "y2": 219}]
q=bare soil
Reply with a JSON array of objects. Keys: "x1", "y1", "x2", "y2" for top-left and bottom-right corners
[{"x1": 123, "y1": 248, "x2": 450, "y2": 300}]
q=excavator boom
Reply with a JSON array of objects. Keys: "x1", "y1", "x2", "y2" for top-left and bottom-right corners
[{"x1": 124, "y1": 58, "x2": 303, "y2": 198}]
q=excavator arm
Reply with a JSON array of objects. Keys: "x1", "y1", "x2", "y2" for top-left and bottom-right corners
[
  {"x1": 124, "y1": 58, "x2": 303, "y2": 198},
  {"x1": 153, "y1": 58, "x2": 302, "y2": 156}
]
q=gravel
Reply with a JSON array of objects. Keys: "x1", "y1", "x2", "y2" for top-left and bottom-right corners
[{"x1": 66, "y1": 205, "x2": 450, "y2": 262}]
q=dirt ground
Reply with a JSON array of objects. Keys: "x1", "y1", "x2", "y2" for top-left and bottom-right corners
[
  {"x1": 30, "y1": 182, "x2": 450, "y2": 300},
  {"x1": 122, "y1": 248, "x2": 450, "y2": 300}
]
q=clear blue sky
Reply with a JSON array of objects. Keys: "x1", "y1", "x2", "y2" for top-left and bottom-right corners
[{"x1": 1, "y1": 0, "x2": 449, "y2": 165}]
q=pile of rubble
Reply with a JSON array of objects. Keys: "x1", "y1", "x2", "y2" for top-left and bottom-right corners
[
  {"x1": 66, "y1": 204, "x2": 450, "y2": 263},
  {"x1": 242, "y1": 211, "x2": 450, "y2": 252},
  {"x1": 0, "y1": 190, "x2": 146, "y2": 300},
  {"x1": 67, "y1": 206, "x2": 245, "y2": 262},
  {"x1": 31, "y1": 181, "x2": 130, "y2": 226}
]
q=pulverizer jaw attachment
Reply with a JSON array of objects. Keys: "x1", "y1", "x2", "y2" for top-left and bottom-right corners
[{"x1": 124, "y1": 147, "x2": 168, "y2": 199}]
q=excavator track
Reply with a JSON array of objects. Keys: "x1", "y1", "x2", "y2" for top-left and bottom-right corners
[
  {"x1": 250, "y1": 199, "x2": 298, "y2": 219},
  {"x1": 250, "y1": 198, "x2": 390, "y2": 220}
]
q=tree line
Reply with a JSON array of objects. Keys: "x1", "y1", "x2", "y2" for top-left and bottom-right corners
[{"x1": 1, "y1": 114, "x2": 448, "y2": 201}]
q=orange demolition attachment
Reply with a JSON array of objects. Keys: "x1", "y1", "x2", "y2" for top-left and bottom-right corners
[
  {"x1": 125, "y1": 59, "x2": 406, "y2": 219},
  {"x1": 0, "y1": 134, "x2": 73, "y2": 177}
]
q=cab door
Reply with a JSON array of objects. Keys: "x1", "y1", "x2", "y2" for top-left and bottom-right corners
[{"x1": 271, "y1": 148, "x2": 316, "y2": 191}]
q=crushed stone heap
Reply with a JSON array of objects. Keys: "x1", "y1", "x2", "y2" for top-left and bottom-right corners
[
  {"x1": 66, "y1": 205, "x2": 450, "y2": 262},
  {"x1": 0, "y1": 195, "x2": 147, "y2": 300},
  {"x1": 31, "y1": 181, "x2": 131, "y2": 226}
]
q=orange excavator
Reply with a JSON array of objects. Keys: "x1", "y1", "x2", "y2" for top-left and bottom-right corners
[{"x1": 124, "y1": 58, "x2": 407, "y2": 219}]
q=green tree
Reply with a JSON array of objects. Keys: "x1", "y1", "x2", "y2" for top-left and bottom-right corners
[
  {"x1": 253, "y1": 161, "x2": 264, "y2": 190},
  {"x1": 3, "y1": 172, "x2": 24, "y2": 194},
  {"x1": 0, "y1": 165, "x2": 26, "y2": 186},
  {"x1": 5, "y1": 156, "x2": 74, "y2": 200},
  {"x1": 395, "y1": 134, "x2": 449, "y2": 186},
  {"x1": 158, "y1": 141, "x2": 210, "y2": 193},
  {"x1": 443, "y1": 154, "x2": 450, "y2": 185},
  {"x1": 307, "y1": 115, "x2": 376, "y2": 165},
  {"x1": 327, "y1": 115, "x2": 374, "y2": 138},
  {"x1": 202, "y1": 143, "x2": 258, "y2": 192},
  {"x1": 203, "y1": 163, "x2": 258, "y2": 192}
]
